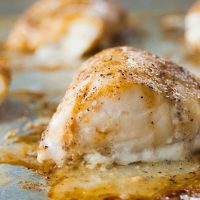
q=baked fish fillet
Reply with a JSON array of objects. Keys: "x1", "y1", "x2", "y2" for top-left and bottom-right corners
[
  {"x1": 5, "y1": 0, "x2": 124, "y2": 68},
  {"x1": 185, "y1": 0, "x2": 200, "y2": 52},
  {"x1": 38, "y1": 47, "x2": 200, "y2": 167}
]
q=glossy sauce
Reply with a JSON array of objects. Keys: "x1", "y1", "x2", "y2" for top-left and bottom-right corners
[{"x1": 1, "y1": 128, "x2": 200, "y2": 200}]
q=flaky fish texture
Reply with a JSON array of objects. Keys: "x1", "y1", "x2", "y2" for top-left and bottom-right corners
[
  {"x1": 0, "y1": 57, "x2": 11, "y2": 103},
  {"x1": 5, "y1": 0, "x2": 124, "y2": 68},
  {"x1": 185, "y1": 0, "x2": 200, "y2": 52},
  {"x1": 38, "y1": 46, "x2": 200, "y2": 167}
]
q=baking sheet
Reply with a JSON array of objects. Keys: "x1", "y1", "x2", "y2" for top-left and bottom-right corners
[{"x1": 0, "y1": 0, "x2": 200, "y2": 199}]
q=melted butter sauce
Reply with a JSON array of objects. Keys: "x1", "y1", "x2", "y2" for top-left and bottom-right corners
[
  {"x1": 1, "y1": 129, "x2": 200, "y2": 200},
  {"x1": 48, "y1": 161, "x2": 200, "y2": 200}
]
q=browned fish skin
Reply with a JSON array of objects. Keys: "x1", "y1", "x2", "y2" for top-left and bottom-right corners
[{"x1": 38, "y1": 46, "x2": 200, "y2": 167}]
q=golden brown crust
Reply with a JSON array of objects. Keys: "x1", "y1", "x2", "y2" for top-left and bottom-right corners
[
  {"x1": 5, "y1": 0, "x2": 124, "y2": 52},
  {"x1": 70, "y1": 46, "x2": 200, "y2": 103}
]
